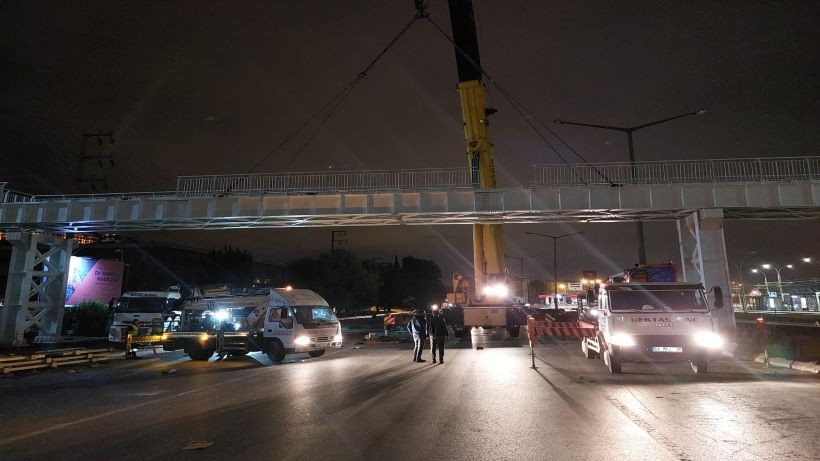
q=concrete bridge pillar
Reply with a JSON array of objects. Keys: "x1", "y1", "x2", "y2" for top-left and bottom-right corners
[
  {"x1": 677, "y1": 209, "x2": 735, "y2": 330},
  {"x1": 0, "y1": 232, "x2": 73, "y2": 346}
]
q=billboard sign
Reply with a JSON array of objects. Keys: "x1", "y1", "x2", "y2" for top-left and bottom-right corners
[{"x1": 65, "y1": 257, "x2": 124, "y2": 305}]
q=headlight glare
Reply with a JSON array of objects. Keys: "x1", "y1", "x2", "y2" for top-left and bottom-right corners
[
  {"x1": 694, "y1": 331, "x2": 724, "y2": 348},
  {"x1": 294, "y1": 336, "x2": 311, "y2": 346},
  {"x1": 333, "y1": 333, "x2": 343, "y2": 342},
  {"x1": 610, "y1": 333, "x2": 636, "y2": 347}
]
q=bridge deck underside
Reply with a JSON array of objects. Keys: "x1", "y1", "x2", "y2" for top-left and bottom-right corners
[{"x1": 1, "y1": 182, "x2": 818, "y2": 232}]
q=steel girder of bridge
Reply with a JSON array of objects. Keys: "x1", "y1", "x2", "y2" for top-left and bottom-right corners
[
  {"x1": 1, "y1": 181, "x2": 819, "y2": 232},
  {"x1": 1, "y1": 180, "x2": 818, "y2": 344}
]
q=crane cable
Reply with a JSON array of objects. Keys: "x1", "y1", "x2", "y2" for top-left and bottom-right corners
[
  {"x1": 247, "y1": 16, "x2": 421, "y2": 174},
  {"x1": 422, "y1": 15, "x2": 616, "y2": 187}
]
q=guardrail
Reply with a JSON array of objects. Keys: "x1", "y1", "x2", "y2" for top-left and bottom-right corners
[
  {"x1": 1, "y1": 191, "x2": 180, "y2": 203},
  {"x1": 176, "y1": 168, "x2": 475, "y2": 196},
  {"x1": 531, "y1": 156, "x2": 820, "y2": 186}
]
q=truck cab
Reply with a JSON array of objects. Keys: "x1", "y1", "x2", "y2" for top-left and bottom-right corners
[
  {"x1": 582, "y1": 265, "x2": 725, "y2": 374},
  {"x1": 108, "y1": 290, "x2": 181, "y2": 344}
]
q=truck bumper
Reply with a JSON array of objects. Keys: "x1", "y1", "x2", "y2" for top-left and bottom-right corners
[
  {"x1": 293, "y1": 341, "x2": 342, "y2": 353},
  {"x1": 613, "y1": 335, "x2": 722, "y2": 363}
]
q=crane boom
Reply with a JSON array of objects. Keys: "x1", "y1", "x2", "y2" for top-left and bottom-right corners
[{"x1": 448, "y1": 0, "x2": 507, "y2": 299}]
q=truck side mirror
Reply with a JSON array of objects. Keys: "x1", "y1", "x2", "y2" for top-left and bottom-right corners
[{"x1": 712, "y1": 286, "x2": 724, "y2": 309}]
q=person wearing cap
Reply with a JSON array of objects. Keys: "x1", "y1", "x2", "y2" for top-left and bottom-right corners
[
  {"x1": 406, "y1": 310, "x2": 428, "y2": 362},
  {"x1": 427, "y1": 308, "x2": 449, "y2": 363}
]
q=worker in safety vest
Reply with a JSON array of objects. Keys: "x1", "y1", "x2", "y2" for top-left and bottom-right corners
[{"x1": 125, "y1": 319, "x2": 140, "y2": 359}]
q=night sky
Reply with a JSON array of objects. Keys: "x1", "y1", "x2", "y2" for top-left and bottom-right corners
[{"x1": 1, "y1": 1, "x2": 819, "y2": 282}]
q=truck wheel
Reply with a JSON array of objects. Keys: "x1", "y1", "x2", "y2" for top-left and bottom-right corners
[
  {"x1": 690, "y1": 358, "x2": 708, "y2": 374},
  {"x1": 185, "y1": 343, "x2": 214, "y2": 361},
  {"x1": 308, "y1": 349, "x2": 325, "y2": 358},
  {"x1": 507, "y1": 326, "x2": 520, "y2": 338},
  {"x1": 265, "y1": 340, "x2": 286, "y2": 363},
  {"x1": 604, "y1": 348, "x2": 622, "y2": 374}
]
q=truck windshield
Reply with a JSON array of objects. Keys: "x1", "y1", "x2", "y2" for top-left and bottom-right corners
[
  {"x1": 608, "y1": 289, "x2": 708, "y2": 312},
  {"x1": 114, "y1": 298, "x2": 173, "y2": 314},
  {"x1": 292, "y1": 306, "x2": 338, "y2": 325}
]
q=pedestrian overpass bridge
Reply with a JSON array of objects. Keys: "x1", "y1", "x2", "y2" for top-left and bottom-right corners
[{"x1": 1, "y1": 156, "x2": 818, "y2": 344}]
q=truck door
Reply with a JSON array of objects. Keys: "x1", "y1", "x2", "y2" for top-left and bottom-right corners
[{"x1": 265, "y1": 307, "x2": 293, "y2": 339}]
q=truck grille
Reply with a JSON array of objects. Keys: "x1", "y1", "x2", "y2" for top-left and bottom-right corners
[{"x1": 315, "y1": 336, "x2": 330, "y2": 342}]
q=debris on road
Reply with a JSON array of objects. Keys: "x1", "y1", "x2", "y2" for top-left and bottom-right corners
[
  {"x1": 163, "y1": 368, "x2": 177, "y2": 375},
  {"x1": 183, "y1": 440, "x2": 214, "y2": 450}
]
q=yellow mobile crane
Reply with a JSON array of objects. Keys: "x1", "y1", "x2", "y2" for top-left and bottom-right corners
[{"x1": 438, "y1": 0, "x2": 525, "y2": 337}]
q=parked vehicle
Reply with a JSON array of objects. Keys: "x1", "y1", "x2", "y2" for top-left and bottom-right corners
[
  {"x1": 108, "y1": 289, "x2": 182, "y2": 345},
  {"x1": 161, "y1": 287, "x2": 342, "y2": 362},
  {"x1": 581, "y1": 263, "x2": 725, "y2": 374}
]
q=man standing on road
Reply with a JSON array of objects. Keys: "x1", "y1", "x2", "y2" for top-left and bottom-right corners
[
  {"x1": 427, "y1": 309, "x2": 449, "y2": 364},
  {"x1": 407, "y1": 310, "x2": 428, "y2": 363}
]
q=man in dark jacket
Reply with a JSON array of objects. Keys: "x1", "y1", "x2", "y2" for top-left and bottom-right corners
[
  {"x1": 427, "y1": 309, "x2": 449, "y2": 363},
  {"x1": 407, "y1": 311, "x2": 428, "y2": 362}
]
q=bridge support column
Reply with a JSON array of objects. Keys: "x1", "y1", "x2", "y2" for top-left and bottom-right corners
[
  {"x1": 676, "y1": 209, "x2": 734, "y2": 330},
  {"x1": 0, "y1": 232, "x2": 73, "y2": 346}
]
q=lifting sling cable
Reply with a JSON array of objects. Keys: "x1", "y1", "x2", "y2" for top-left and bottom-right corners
[
  {"x1": 248, "y1": 16, "x2": 421, "y2": 174},
  {"x1": 422, "y1": 15, "x2": 617, "y2": 187}
]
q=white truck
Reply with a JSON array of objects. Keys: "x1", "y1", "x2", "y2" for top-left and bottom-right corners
[
  {"x1": 581, "y1": 265, "x2": 725, "y2": 374},
  {"x1": 161, "y1": 287, "x2": 342, "y2": 362},
  {"x1": 108, "y1": 289, "x2": 182, "y2": 345}
]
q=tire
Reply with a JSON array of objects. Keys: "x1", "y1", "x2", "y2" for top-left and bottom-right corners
[
  {"x1": 507, "y1": 326, "x2": 520, "y2": 338},
  {"x1": 308, "y1": 349, "x2": 325, "y2": 358},
  {"x1": 604, "y1": 348, "x2": 622, "y2": 374},
  {"x1": 185, "y1": 343, "x2": 214, "y2": 361},
  {"x1": 265, "y1": 339, "x2": 286, "y2": 363},
  {"x1": 690, "y1": 358, "x2": 708, "y2": 374}
]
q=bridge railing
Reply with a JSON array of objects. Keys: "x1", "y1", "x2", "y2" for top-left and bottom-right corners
[
  {"x1": 531, "y1": 156, "x2": 820, "y2": 186},
  {"x1": 176, "y1": 168, "x2": 475, "y2": 196}
]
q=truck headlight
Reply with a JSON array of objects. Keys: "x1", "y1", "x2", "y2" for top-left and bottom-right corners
[
  {"x1": 693, "y1": 331, "x2": 724, "y2": 348},
  {"x1": 199, "y1": 333, "x2": 209, "y2": 343},
  {"x1": 588, "y1": 309, "x2": 600, "y2": 317},
  {"x1": 214, "y1": 310, "x2": 230, "y2": 322},
  {"x1": 294, "y1": 336, "x2": 311, "y2": 346},
  {"x1": 334, "y1": 333, "x2": 343, "y2": 342},
  {"x1": 610, "y1": 333, "x2": 636, "y2": 347}
]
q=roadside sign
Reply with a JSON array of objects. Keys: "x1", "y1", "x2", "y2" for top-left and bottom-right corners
[
  {"x1": 568, "y1": 282, "x2": 582, "y2": 291},
  {"x1": 768, "y1": 291, "x2": 777, "y2": 298}
]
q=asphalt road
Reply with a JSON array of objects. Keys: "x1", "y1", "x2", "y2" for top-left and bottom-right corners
[{"x1": 0, "y1": 330, "x2": 818, "y2": 461}]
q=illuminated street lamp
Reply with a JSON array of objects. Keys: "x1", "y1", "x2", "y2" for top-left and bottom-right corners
[
  {"x1": 750, "y1": 269, "x2": 771, "y2": 310},
  {"x1": 760, "y1": 264, "x2": 793, "y2": 308},
  {"x1": 526, "y1": 231, "x2": 584, "y2": 310},
  {"x1": 553, "y1": 109, "x2": 706, "y2": 265}
]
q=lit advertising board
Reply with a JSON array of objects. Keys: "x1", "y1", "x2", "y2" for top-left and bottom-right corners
[{"x1": 65, "y1": 257, "x2": 124, "y2": 305}]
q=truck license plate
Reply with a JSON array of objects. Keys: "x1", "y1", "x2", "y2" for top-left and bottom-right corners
[{"x1": 651, "y1": 346, "x2": 683, "y2": 353}]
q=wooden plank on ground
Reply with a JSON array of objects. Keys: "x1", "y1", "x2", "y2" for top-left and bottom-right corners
[
  {"x1": 51, "y1": 358, "x2": 92, "y2": 368},
  {"x1": 3, "y1": 363, "x2": 51, "y2": 374}
]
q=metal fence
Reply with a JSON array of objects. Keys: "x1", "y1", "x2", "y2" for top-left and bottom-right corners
[
  {"x1": 531, "y1": 156, "x2": 820, "y2": 186},
  {"x1": 176, "y1": 168, "x2": 476, "y2": 196}
]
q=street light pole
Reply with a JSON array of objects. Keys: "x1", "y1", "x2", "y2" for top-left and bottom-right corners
[
  {"x1": 526, "y1": 231, "x2": 584, "y2": 310},
  {"x1": 762, "y1": 264, "x2": 793, "y2": 309},
  {"x1": 553, "y1": 109, "x2": 706, "y2": 265},
  {"x1": 751, "y1": 269, "x2": 770, "y2": 310},
  {"x1": 505, "y1": 253, "x2": 541, "y2": 279}
]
